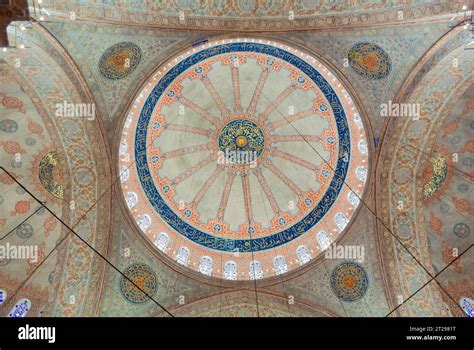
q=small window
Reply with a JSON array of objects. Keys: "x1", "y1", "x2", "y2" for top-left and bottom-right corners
[
  {"x1": 358, "y1": 140, "x2": 368, "y2": 155},
  {"x1": 199, "y1": 256, "x2": 213, "y2": 276},
  {"x1": 296, "y1": 245, "x2": 311, "y2": 265},
  {"x1": 249, "y1": 260, "x2": 263, "y2": 280},
  {"x1": 273, "y1": 256, "x2": 288, "y2": 275},
  {"x1": 0, "y1": 289, "x2": 6, "y2": 305},
  {"x1": 460, "y1": 297, "x2": 473, "y2": 317},
  {"x1": 124, "y1": 114, "x2": 133, "y2": 128},
  {"x1": 356, "y1": 166, "x2": 367, "y2": 181},
  {"x1": 119, "y1": 141, "x2": 128, "y2": 155},
  {"x1": 176, "y1": 247, "x2": 190, "y2": 266},
  {"x1": 348, "y1": 191, "x2": 360, "y2": 208},
  {"x1": 317, "y1": 230, "x2": 332, "y2": 251},
  {"x1": 137, "y1": 214, "x2": 151, "y2": 231},
  {"x1": 224, "y1": 261, "x2": 237, "y2": 280},
  {"x1": 154, "y1": 232, "x2": 169, "y2": 252},
  {"x1": 334, "y1": 212, "x2": 349, "y2": 232},
  {"x1": 119, "y1": 167, "x2": 130, "y2": 183},
  {"x1": 8, "y1": 298, "x2": 31, "y2": 318},
  {"x1": 125, "y1": 192, "x2": 138, "y2": 209}
]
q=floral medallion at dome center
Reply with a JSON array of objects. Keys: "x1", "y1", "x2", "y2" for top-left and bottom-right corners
[
  {"x1": 119, "y1": 38, "x2": 369, "y2": 280},
  {"x1": 218, "y1": 119, "x2": 265, "y2": 162}
]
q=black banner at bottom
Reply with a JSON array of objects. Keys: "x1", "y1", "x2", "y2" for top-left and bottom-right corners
[{"x1": 0, "y1": 317, "x2": 472, "y2": 347}]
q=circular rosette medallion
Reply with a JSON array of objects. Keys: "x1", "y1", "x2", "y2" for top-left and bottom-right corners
[
  {"x1": 218, "y1": 119, "x2": 265, "y2": 164},
  {"x1": 99, "y1": 42, "x2": 142, "y2": 80},
  {"x1": 119, "y1": 38, "x2": 369, "y2": 280},
  {"x1": 348, "y1": 42, "x2": 391, "y2": 80},
  {"x1": 120, "y1": 263, "x2": 157, "y2": 304},
  {"x1": 330, "y1": 262, "x2": 369, "y2": 302}
]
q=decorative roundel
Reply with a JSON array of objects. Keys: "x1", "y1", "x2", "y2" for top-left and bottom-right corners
[
  {"x1": 0, "y1": 119, "x2": 18, "y2": 133},
  {"x1": 218, "y1": 119, "x2": 265, "y2": 162},
  {"x1": 119, "y1": 38, "x2": 369, "y2": 280},
  {"x1": 99, "y1": 42, "x2": 142, "y2": 80},
  {"x1": 16, "y1": 223, "x2": 33, "y2": 239},
  {"x1": 38, "y1": 152, "x2": 64, "y2": 199},
  {"x1": 120, "y1": 263, "x2": 157, "y2": 304},
  {"x1": 348, "y1": 42, "x2": 391, "y2": 80},
  {"x1": 330, "y1": 262, "x2": 369, "y2": 302},
  {"x1": 453, "y1": 223, "x2": 470, "y2": 239}
]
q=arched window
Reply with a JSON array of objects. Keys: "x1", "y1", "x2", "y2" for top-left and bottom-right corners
[
  {"x1": 124, "y1": 114, "x2": 133, "y2": 128},
  {"x1": 273, "y1": 256, "x2": 288, "y2": 275},
  {"x1": 356, "y1": 166, "x2": 367, "y2": 181},
  {"x1": 176, "y1": 246, "x2": 190, "y2": 266},
  {"x1": 296, "y1": 245, "x2": 311, "y2": 265},
  {"x1": 460, "y1": 297, "x2": 473, "y2": 317},
  {"x1": 354, "y1": 113, "x2": 363, "y2": 128},
  {"x1": 119, "y1": 167, "x2": 130, "y2": 183},
  {"x1": 249, "y1": 260, "x2": 263, "y2": 280},
  {"x1": 125, "y1": 192, "x2": 138, "y2": 209},
  {"x1": 154, "y1": 232, "x2": 169, "y2": 252},
  {"x1": 0, "y1": 289, "x2": 6, "y2": 305},
  {"x1": 224, "y1": 261, "x2": 237, "y2": 280},
  {"x1": 119, "y1": 141, "x2": 128, "y2": 156},
  {"x1": 358, "y1": 139, "x2": 368, "y2": 155},
  {"x1": 8, "y1": 298, "x2": 31, "y2": 318},
  {"x1": 137, "y1": 214, "x2": 151, "y2": 231},
  {"x1": 317, "y1": 230, "x2": 332, "y2": 251},
  {"x1": 348, "y1": 191, "x2": 360, "y2": 208},
  {"x1": 199, "y1": 256, "x2": 213, "y2": 276},
  {"x1": 334, "y1": 212, "x2": 349, "y2": 232}
]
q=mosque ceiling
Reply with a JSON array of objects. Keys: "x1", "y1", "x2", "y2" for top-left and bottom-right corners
[
  {"x1": 118, "y1": 37, "x2": 369, "y2": 281},
  {"x1": 154, "y1": 289, "x2": 337, "y2": 317},
  {"x1": 422, "y1": 85, "x2": 474, "y2": 317},
  {"x1": 1, "y1": 26, "x2": 112, "y2": 316},
  {"x1": 266, "y1": 203, "x2": 392, "y2": 317},
  {"x1": 0, "y1": 1, "x2": 472, "y2": 318},
  {"x1": 96, "y1": 198, "x2": 225, "y2": 316},
  {"x1": 287, "y1": 22, "x2": 453, "y2": 137},
  {"x1": 378, "y1": 38, "x2": 473, "y2": 316},
  {"x1": 42, "y1": 19, "x2": 453, "y2": 143},
  {"x1": 42, "y1": 20, "x2": 202, "y2": 134},
  {"x1": 37, "y1": 0, "x2": 463, "y2": 31},
  {"x1": 0, "y1": 65, "x2": 62, "y2": 317}
]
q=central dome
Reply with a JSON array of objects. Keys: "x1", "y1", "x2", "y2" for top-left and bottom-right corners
[{"x1": 119, "y1": 38, "x2": 369, "y2": 280}]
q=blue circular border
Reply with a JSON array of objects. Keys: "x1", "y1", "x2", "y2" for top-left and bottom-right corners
[{"x1": 135, "y1": 42, "x2": 351, "y2": 253}]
